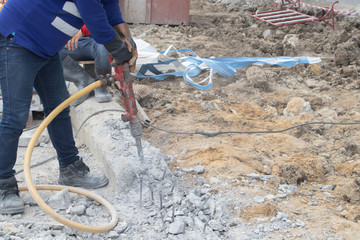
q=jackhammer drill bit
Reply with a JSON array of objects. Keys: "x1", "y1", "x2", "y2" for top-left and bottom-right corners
[{"x1": 113, "y1": 62, "x2": 145, "y2": 207}]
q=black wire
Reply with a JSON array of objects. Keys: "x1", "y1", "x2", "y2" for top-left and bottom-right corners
[
  {"x1": 75, "y1": 108, "x2": 360, "y2": 137},
  {"x1": 74, "y1": 109, "x2": 125, "y2": 138},
  {"x1": 15, "y1": 155, "x2": 57, "y2": 175},
  {"x1": 20, "y1": 109, "x2": 360, "y2": 174},
  {"x1": 24, "y1": 123, "x2": 41, "y2": 132},
  {"x1": 142, "y1": 120, "x2": 360, "y2": 136}
]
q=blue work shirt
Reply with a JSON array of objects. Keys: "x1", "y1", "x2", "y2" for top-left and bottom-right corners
[{"x1": 0, "y1": 0, "x2": 125, "y2": 58}]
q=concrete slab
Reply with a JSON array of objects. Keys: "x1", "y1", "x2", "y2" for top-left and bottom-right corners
[
  {"x1": 19, "y1": 128, "x2": 50, "y2": 147},
  {"x1": 68, "y1": 84, "x2": 168, "y2": 195}
]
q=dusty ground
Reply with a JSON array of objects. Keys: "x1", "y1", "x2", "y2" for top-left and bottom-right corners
[
  {"x1": 128, "y1": 0, "x2": 360, "y2": 239},
  {"x1": 2, "y1": 0, "x2": 360, "y2": 239}
]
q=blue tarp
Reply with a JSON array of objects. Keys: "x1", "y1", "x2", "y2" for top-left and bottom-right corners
[{"x1": 133, "y1": 48, "x2": 321, "y2": 90}]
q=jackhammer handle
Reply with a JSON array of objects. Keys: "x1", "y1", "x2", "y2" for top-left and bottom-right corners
[{"x1": 117, "y1": 62, "x2": 139, "y2": 122}]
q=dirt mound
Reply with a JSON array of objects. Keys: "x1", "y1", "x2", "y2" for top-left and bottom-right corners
[{"x1": 130, "y1": 0, "x2": 360, "y2": 238}]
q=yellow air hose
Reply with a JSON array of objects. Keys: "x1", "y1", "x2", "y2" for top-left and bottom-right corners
[{"x1": 19, "y1": 80, "x2": 119, "y2": 233}]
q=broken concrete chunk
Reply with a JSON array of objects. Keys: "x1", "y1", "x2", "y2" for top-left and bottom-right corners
[
  {"x1": 64, "y1": 215, "x2": 82, "y2": 235},
  {"x1": 107, "y1": 230, "x2": 120, "y2": 239},
  {"x1": 67, "y1": 205, "x2": 86, "y2": 215},
  {"x1": 296, "y1": 219, "x2": 305, "y2": 228},
  {"x1": 195, "y1": 186, "x2": 202, "y2": 197},
  {"x1": 196, "y1": 177, "x2": 207, "y2": 185},
  {"x1": 253, "y1": 196, "x2": 265, "y2": 203},
  {"x1": 23, "y1": 192, "x2": 49, "y2": 206},
  {"x1": 278, "y1": 184, "x2": 298, "y2": 194},
  {"x1": 322, "y1": 184, "x2": 336, "y2": 191},
  {"x1": 312, "y1": 184, "x2": 323, "y2": 189},
  {"x1": 283, "y1": 97, "x2": 312, "y2": 117},
  {"x1": 114, "y1": 221, "x2": 128, "y2": 234},
  {"x1": 208, "y1": 219, "x2": 225, "y2": 232},
  {"x1": 201, "y1": 102, "x2": 219, "y2": 111},
  {"x1": 150, "y1": 168, "x2": 165, "y2": 181},
  {"x1": 2, "y1": 223, "x2": 20, "y2": 235},
  {"x1": 193, "y1": 165, "x2": 205, "y2": 174},
  {"x1": 48, "y1": 189, "x2": 71, "y2": 210},
  {"x1": 262, "y1": 29, "x2": 272, "y2": 39},
  {"x1": 85, "y1": 206, "x2": 97, "y2": 217},
  {"x1": 167, "y1": 221, "x2": 185, "y2": 235}
]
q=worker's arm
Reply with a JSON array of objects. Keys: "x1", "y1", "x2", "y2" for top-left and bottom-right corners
[
  {"x1": 101, "y1": 0, "x2": 138, "y2": 71},
  {"x1": 113, "y1": 23, "x2": 131, "y2": 39},
  {"x1": 76, "y1": 0, "x2": 136, "y2": 69},
  {"x1": 113, "y1": 23, "x2": 138, "y2": 72},
  {"x1": 100, "y1": 0, "x2": 137, "y2": 71},
  {"x1": 76, "y1": 0, "x2": 115, "y2": 44}
]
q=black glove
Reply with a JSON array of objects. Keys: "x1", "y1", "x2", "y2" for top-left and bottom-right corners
[
  {"x1": 104, "y1": 32, "x2": 132, "y2": 67},
  {"x1": 127, "y1": 38, "x2": 137, "y2": 52}
]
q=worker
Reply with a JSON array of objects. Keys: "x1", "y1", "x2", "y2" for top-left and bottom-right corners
[
  {"x1": 0, "y1": 0, "x2": 137, "y2": 214},
  {"x1": 60, "y1": 25, "x2": 114, "y2": 106}
]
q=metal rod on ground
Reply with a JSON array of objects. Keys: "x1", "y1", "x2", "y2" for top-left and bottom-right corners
[
  {"x1": 150, "y1": 184, "x2": 154, "y2": 203},
  {"x1": 160, "y1": 210, "x2": 166, "y2": 230},
  {"x1": 171, "y1": 179, "x2": 176, "y2": 194},
  {"x1": 135, "y1": 137, "x2": 144, "y2": 208},
  {"x1": 171, "y1": 202, "x2": 175, "y2": 223},
  {"x1": 139, "y1": 176, "x2": 143, "y2": 208},
  {"x1": 179, "y1": 191, "x2": 185, "y2": 205},
  {"x1": 159, "y1": 190, "x2": 163, "y2": 210},
  {"x1": 162, "y1": 168, "x2": 167, "y2": 180},
  {"x1": 203, "y1": 218, "x2": 210, "y2": 234}
]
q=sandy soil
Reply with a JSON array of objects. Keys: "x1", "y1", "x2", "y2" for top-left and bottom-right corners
[{"x1": 126, "y1": 0, "x2": 360, "y2": 238}]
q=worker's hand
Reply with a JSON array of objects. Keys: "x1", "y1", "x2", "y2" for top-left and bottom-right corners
[
  {"x1": 65, "y1": 29, "x2": 83, "y2": 51},
  {"x1": 105, "y1": 32, "x2": 132, "y2": 68},
  {"x1": 0, "y1": 0, "x2": 6, "y2": 11},
  {"x1": 124, "y1": 38, "x2": 138, "y2": 73},
  {"x1": 128, "y1": 48, "x2": 138, "y2": 73}
]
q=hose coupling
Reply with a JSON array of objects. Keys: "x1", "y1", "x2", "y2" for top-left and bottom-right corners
[{"x1": 99, "y1": 74, "x2": 115, "y2": 87}]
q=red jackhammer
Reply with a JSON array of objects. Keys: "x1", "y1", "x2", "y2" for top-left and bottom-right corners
[{"x1": 112, "y1": 63, "x2": 145, "y2": 206}]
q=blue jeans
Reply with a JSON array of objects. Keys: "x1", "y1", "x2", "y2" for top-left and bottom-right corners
[
  {"x1": 0, "y1": 34, "x2": 79, "y2": 178},
  {"x1": 59, "y1": 37, "x2": 110, "y2": 76}
]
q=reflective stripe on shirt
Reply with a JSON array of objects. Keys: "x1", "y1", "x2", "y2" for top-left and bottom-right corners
[
  {"x1": 63, "y1": 1, "x2": 81, "y2": 18},
  {"x1": 51, "y1": 17, "x2": 79, "y2": 37},
  {"x1": 51, "y1": 1, "x2": 82, "y2": 37}
]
